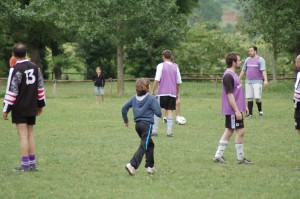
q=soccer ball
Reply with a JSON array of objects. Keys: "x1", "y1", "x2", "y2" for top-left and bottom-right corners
[{"x1": 176, "y1": 116, "x2": 186, "y2": 125}]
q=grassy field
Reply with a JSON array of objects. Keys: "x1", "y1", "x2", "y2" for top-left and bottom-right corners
[{"x1": 0, "y1": 80, "x2": 300, "y2": 199}]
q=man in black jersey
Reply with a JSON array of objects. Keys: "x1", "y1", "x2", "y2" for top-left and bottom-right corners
[{"x1": 3, "y1": 43, "x2": 46, "y2": 172}]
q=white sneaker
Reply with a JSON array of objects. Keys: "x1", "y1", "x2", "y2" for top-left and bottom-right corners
[
  {"x1": 146, "y1": 167, "x2": 157, "y2": 174},
  {"x1": 167, "y1": 131, "x2": 173, "y2": 137},
  {"x1": 125, "y1": 163, "x2": 135, "y2": 176},
  {"x1": 259, "y1": 111, "x2": 263, "y2": 118}
]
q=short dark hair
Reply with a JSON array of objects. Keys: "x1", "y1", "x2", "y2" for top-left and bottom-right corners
[
  {"x1": 250, "y1": 46, "x2": 257, "y2": 52},
  {"x1": 12, "y1": 43, "x2": 27, "y2": 58},
  {"x1": 225, "y1": 52, "x2": 239, "y2": 68},
  {"x1": 162, "y1": 50, "x2": 172, "y2": 59},
  {"x1": 136, "y1": 78, "x2": 150, "y2": 96}
]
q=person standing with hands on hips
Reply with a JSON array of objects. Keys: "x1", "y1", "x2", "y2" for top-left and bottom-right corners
[
  {"x1": 239, "y1": 46, "x2": 268, "y2": 118},
  {"x1": 3, "y1": 43, "x2": 46, "y2": 172}
]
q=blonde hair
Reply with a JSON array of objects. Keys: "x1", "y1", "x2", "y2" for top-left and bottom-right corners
[
  {"x1": 96, "y1": 67, "x2": 101, "y2": 71},
  {"x1": 135, "y1": 78, "x2": 150, "y2": 96}
]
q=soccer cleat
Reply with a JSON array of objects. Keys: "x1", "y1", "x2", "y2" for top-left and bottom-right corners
[
  {"x1": 213, "y1": 156, "x2": 228, "y2": 164},
  {"x1": 12, "y1": 166, "x2": 30, "y2": 172},
  {"x1": 247, "y1": 114, "x2": 253, "y2": 118},
  {"x1": 163, "y1": 117, "x2": 167, "y2": 124},
  {"x1": 166, "y1": 131, "x2": 173, "y2": 137},
  {"x1": 125, "y1": 163, "x2": 135, "y2": 176},
  {"x1": 259, "y1": 111, "x2": 263, "y2": 118},
  {"x1": 146, "y1": 167, "x2": 157, "y2": 174},
  {"x1": 152, "y1": 131, "x2": 158, "y2": 136},
  {"x1": 237, "y1": 158, "x2": 253, "y2": 164},
  {"x1": 30, "y1": 165, "x2": 39, "y2": 172}
]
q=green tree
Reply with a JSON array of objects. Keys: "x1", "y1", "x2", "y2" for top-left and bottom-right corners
[
  {"x1": 174, "y1": 22, "x2": 244, "y2": 73},
  {"x1": 239, "y1": 0, "x2": 300, "y2": 80}
]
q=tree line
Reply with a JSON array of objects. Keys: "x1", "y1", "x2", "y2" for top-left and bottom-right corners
[{"x1": 0, "y1": 0, "x2": 299, "y2": 95}]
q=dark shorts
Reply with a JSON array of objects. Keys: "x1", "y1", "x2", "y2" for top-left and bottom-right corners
[
  {"x1": 294, "y1": 102, "x2": 300, "y2": 129},
  {"x1": 225, "y1": 114, "x2": 244, "y2": 129},
  {"x1": 12, "y1": 116, "x2": 36, "y2": 125},
  {"x1": 159, "y1": 96, "x2": 176, "y2": 110}
]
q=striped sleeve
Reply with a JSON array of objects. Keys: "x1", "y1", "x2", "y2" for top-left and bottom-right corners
[
  {"x1": 37, "y1": 68, "x2": 46, "y2": 107},
  {"x1": 3, "y1": 68, "x2": 20, "y2": 113}
]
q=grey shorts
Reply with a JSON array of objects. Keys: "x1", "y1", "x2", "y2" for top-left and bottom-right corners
[{"x1": 94, "y1": 86, "x2": 104, "y2": 95}]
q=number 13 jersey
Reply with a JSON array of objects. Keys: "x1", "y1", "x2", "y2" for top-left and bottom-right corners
[{"x1": 3, "y1": 59, "x2": 46, "y2": 117}]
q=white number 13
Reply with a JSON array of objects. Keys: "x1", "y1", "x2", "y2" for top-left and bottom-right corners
[{"x1": 24, "y1": 69, "x2": 36, "y2": 85}]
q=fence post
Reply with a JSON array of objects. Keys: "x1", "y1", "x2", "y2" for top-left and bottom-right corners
[
  {"x1": 109, "y1": 78, "x2": 112, "y2": 96},
  {"x1": 53, "y1": 79, "x2": 57, "y2": 95},
  {"x1": 215, "y1": 75, "x2": 218, "y2": 89}
]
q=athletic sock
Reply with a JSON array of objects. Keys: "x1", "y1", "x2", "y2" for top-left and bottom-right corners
[
  {"x1": 21, "y1": 156, "x2": 29, "y2": 170},
  {"x1": 235, "y1": 142, "x2": 244, "y2": 160},
  {"x1": 215, "y1": 140, "x2": 228, "y2": 158},
  {"x1": 167, "y1": 118, "x2": 173, "y2": 133},
  {"x1": 29, "y1": 155, "x2": 36, "y2": 168},
  {"x1": 248, "y1": 101, "x2": 253, "y2": 115},
  {"x1": 152, "y1": 115, "x2": 160, "y2": 133},
  {"x1": 256, "y1": 101, "x2": 262, "y2": 112}
]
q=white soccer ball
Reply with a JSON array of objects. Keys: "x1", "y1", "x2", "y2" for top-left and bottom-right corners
[{"x1": 176, "y1": 116, "x2": 186, "y2": 125}]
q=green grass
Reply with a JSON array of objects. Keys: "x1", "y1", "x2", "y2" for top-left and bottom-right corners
[{"x1": 0, "y1": 80, "x2": 300, "y2": 199}]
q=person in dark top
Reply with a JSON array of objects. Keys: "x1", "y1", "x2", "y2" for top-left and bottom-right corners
[
  {"x1": 92, "y1": 67, "x2": 105, "y2": 104},
  {"x1": 3, "y1": 43, "x2": 46, "y2": 172},
  {"x1": 122, "y1": 78, "x2": 161, "y2": 176}
]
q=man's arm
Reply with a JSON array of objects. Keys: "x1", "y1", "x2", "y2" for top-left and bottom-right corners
[
  {"x1": 152, "y1": 80, "x2": 159, "y2": 95},
  {"x1": 239, "y1": 70, "x2": 245, "y2": 80},
  {"x1": 262, "y1": 70, "x2": 268, "y2": 87}
]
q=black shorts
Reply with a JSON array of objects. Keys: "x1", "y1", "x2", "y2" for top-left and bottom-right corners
[
  {"x1": 159, "y1": 96, "x2": 176, "y2": 110},
  {"x1": 225, "y1": 114, "x2": 244, "y2": 129},
  {"x1": 295, "y1": 118, "x2": 300, "y2": 130},
  {"x1": 12, "y1": 116, "x2": 36, "y2": 125}
]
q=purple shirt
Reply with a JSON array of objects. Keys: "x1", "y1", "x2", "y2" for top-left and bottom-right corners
[
  {"x1": 242, "y1": 56, "x2": 265, "y2": 80},
  {"x1": 157, "y1": 62, "x2": 178, "y2": 96},
  {"x1": 221, "y1": 70, "x2": 246, "y2": 115}
]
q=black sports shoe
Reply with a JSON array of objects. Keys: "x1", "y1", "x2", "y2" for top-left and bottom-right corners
[
  {"x1": 237, "y1": 158, "x2": 253, "y2": 164},
  {"x1": 213, "y1": 156, "x2": 228, "y2": 163},
  {"x1": 12, "y1": 166, "x2": 30, "y2": 172},
  {"x1": 30, "y1": 165, "x2": 39, "y2": 171}
]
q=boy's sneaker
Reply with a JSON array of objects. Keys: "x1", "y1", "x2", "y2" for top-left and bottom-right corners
[
  {"x1": 213, "y1": 156, "x2": 228, "y2": 164},
  {"x1": 237, "y1": 158, "x2": 253, "y2": 164},
  {"x1": 12, "y1": 166, "x2": 30, "y2": 172},
  {"x1": 125, "y1": 163, "x2": 135, "y2": 176},
  {"x1": 259, "y1": 111, "x2": 263, "y2": 118},
  {"x1": 163, "y1": 117, "x2": 167, "y2": 124},
  {"x1": 146, "y1": 167, "x2": 157, "y2": 174}
]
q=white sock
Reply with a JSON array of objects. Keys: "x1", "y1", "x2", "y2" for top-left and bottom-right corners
[
  {"x1": 215, "y1": 140, "x2": 228, "y2": 158},
  {"x1": 235, "y1": 142, "x2": 244, "y2": 160},
  {"x1": 167, "y1": 118, "x2": 173, "y2": 133},
  {"x1": 152, "y1": 115, "x2": 160, "y2": 133}
]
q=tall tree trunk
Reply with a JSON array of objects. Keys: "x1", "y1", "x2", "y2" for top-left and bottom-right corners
[
  {"x1": 51, "y1": 41, "x2": 63, "y2": 80},
  {"x1": 29, "y1": 45, "x2": 42, "y2": 69},
  {"x1": 117, "y1": 45, "x2": 124, "y2": 96},
  {"x1": 271, "y1": 49, "x2": 277, "y2": 81}
]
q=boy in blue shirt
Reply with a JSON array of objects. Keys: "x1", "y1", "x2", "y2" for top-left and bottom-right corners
[{"x1": 122, "y1": 78, "x2": 161, "y2": 175}]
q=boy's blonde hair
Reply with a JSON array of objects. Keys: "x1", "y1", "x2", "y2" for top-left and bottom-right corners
[
  {"x1": 96, "y1": 67, "x2": 101, "y2": 71},
  {"x1": 136, "y1": 78, "x2": 150, "y2": 96}
]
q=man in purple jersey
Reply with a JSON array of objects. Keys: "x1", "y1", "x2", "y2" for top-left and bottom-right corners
[
  {"x1": 239, "y1": 46, "x2": 268, "y2": 118},
  {"x1": 213, "y1": 52, "x2": 252, "y2": 164},
  {"x1": 151, "y1": 50, "x2": 182, "y2": 137}
]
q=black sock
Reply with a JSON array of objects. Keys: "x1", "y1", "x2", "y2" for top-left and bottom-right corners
[
  {"x1": 248, "y1": 101, "x2": 253, "y2": 115},
  {"x1": 256, "y1": 101, "x2": 262, "y2": 112}
]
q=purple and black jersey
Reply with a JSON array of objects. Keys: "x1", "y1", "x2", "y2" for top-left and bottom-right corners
[{"x1": 3, "y1": 60, "x2": 46, "y2": 117}]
